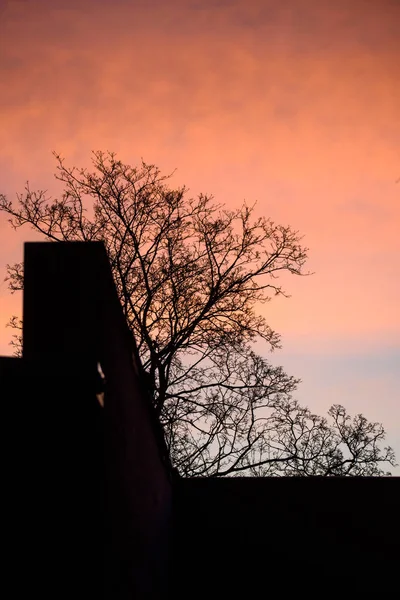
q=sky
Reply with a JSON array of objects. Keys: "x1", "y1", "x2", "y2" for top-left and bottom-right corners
[{"x1": 1, "y1": 0, "x2": 399, "y2": 472}]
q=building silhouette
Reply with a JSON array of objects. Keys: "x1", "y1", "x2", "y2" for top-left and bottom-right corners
[{"x1": 1, "y1": 242, "x2": 398, "y2": 598}]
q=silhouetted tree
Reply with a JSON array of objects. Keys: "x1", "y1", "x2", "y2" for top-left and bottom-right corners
[{"x1": 0, "y1": 152, "x2": 396, "y2": 475}]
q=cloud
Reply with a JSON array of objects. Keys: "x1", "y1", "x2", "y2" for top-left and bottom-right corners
[{"x1": 0, "y1": 0, "x2": 399, "y2": 347}]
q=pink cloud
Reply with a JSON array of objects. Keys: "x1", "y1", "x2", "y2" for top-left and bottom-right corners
[{"x1": 0, "y1": 0, "x2": 399, "y2": 351}]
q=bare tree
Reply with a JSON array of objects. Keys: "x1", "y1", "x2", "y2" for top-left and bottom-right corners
[{"x1": 0, "y1": 152, "x2": 396, "y2": 475}]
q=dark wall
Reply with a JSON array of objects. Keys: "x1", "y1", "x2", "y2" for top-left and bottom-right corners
[
  {"x1": 2, "y1": 242, "x2": 173, "y2": 599},
  {"x1": 173, "y1": 477, "x2": 400, "y2": 596},
  {"x1": 2, "y1": 355, "x2": 105, "y2": 597}
]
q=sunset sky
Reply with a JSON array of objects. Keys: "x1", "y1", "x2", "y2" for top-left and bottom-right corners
[{"x1": 1, "y1": 0, "x2": 399, "y2": 471}]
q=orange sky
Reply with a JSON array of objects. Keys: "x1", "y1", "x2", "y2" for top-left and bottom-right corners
[{"x1": 0, "y1": 0, "x2": 399, "y2": 468}]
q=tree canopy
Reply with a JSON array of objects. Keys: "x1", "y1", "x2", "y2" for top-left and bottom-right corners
[{"x1": 0, "y1": 151, "x2": 396, "y2": 476}]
